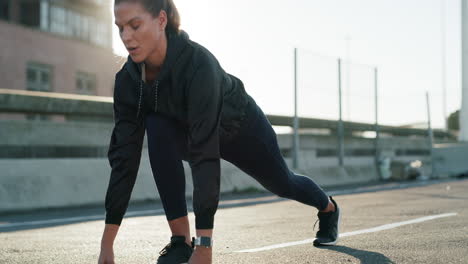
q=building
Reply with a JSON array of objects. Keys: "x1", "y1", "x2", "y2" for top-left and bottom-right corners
[
  {"x1": 0, "y1": 0, "x2": 125, "y2": 120},
  {"x1": 461, "y1": 0, "x2": 468, "y2": 141}
]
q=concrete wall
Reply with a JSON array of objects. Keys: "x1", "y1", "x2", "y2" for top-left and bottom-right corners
[
  {"x1": 0, "y1": 157, "x2": 260, "y2": 212},
  {"x1": 433, "y1": 143, "x2": 468, "y2": 177},
  {"x1": 0, "y1": 90, "x2": 456, "y2": 213},
  {"x1": 0, "y1": 120, "x2": 442, "y2": 213},
  {"x1": 0, "y1": 149, "x2": 382, "y2": 213}
]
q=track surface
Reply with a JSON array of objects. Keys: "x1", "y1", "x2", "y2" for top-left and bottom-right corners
[{"x1": 1, "y1": 179, "x2": 467, "y2": 263}]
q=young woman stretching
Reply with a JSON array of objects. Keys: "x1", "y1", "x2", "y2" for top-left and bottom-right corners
[{"x1": 99, "y1": 1, "x2": 341, "y2": 263}]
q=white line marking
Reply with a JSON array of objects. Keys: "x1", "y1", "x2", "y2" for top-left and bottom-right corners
[{"x1": 235, "y1": 212, "x2": 457, "y2": 253}]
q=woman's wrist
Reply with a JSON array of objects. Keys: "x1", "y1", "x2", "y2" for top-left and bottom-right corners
[
  {"x1": 100, "y1": 240, "x2": 114, "y2": 250},
  {"x1": 190, "y1": 246, "x2": 213, "y2": 264},
  {"x1": 101, "y1": 224, "x2": 119, "y2": 249}
]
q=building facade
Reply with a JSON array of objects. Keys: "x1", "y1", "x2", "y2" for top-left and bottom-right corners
[
  {"x1": 0, "y1": 0, "x2": 125, "y2": 120},
  {"x1": 461, "y1": 0, "x2": 468, "y2": 141}
]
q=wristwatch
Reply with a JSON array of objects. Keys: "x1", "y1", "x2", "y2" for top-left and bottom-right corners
[{"x1": 192, "y1": 236, "x2": 213, "y2": 248}]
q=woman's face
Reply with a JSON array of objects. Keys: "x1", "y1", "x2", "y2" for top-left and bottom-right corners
[{"x1": 114, "y1": 1, "x2": 167, "y2": 63}]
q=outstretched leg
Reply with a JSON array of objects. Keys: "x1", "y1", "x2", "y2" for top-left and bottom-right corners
[
  {"x1": 220, "y1": 100, "x2": 329, "y2": 211},
  {"x1": 220, "y1": 98, "x2": 340, "y2": 246}
]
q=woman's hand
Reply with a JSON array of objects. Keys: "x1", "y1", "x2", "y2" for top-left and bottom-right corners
[
  {"x1": 188, "y1": 247, "x2": 212, "y2": 264},
  {"x1": 98, "y1": 247, "x2": 115, "y2": 264}
]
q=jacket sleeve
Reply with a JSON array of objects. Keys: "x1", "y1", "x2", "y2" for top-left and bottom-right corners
[
  {"x1": 187, "y1": 57, "x2": 223, "y2": 230},
  {"x1": 105, "y1": 72, "x2": 146, "y2": 225}
]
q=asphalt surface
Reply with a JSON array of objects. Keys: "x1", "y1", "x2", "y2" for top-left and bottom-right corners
[{"x1": 1, "y1": 178, "x2": 467, "y2": 263}]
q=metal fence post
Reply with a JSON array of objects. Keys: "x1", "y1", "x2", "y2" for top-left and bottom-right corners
[
  {"x1": 426, "y1": 92, "x2": 435, "y2": 178},
  {"x1": 293, "y1": 48, "x2": 299, "y2": 169},
  {"x1": 374, "y1": 67, "x2": 381, "y2": 178}
]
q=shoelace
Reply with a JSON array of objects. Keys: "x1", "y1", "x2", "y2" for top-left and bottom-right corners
[
  {"x1": 159, "y1": 242, "x2": 173, "y2": 256},
  {"x1": 314, "y1": 212, "x2": 333, "y2": 236},
  {"x1": 313, "y1": 219, "x2": 319, "y2": 231}
]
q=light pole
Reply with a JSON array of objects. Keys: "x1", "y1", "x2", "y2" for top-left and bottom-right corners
[
  {"x1": 337, "y1": 58, "x2": 344, "y2": 167},
  {"x1": 293, "y1": 48, "x2": 300, "y2": 169},
  {"x1": 441, "y1": 0, "x2": 448, "y2": 131}
]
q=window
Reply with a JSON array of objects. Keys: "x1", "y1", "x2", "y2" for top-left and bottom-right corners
[
  {"x1": 26, "y1": 62, "x2": 53, "y2": 121},
  {"x1": 76, "y1": 72, "x2": 97, "y2": 95},
  {"x1": 88, "y1": 17, "x2": 110, "y2": 47},
  {"x1": 14, "y1": 1, "x2": 111, "y2": 48},
  {"x1": 88, "y1": 16, "x2": 98, "y2": 44},
  {"x1": 20, "y1": 0, "x2": 40, "y2": 28},
  {"x1": 26, "y1": 62, "x2": 52, "y2": 92},
  {"x1": 40, "y1": 0, "x2": 49, "y2": 31},
  {"x1": 96, "y1": 21, "x2": 110, "y2": 47},
  {"x1": 50, "y1": 5, "x2": 66, "y2": 35},
  {"x1": 0, "y1": 0, "x2": 10, "y2": 21},
  {"x1": 68, "y1": 10, "x2": 81, "y2": 38},
  {"x1": 80, "y1": 14, "x2": 89, "y2": 41}
]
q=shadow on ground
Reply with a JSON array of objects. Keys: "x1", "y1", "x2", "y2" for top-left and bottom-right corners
[{"x1": 318, "y1": 245, "x2": 395, "y2": 264}]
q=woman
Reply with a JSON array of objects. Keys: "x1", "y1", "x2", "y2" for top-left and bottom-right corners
[{"x1": 98, "y1": 0, "x2": 341, "y2": 263}]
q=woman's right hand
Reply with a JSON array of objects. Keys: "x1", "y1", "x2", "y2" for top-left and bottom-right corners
[{"x1": 98, "y1": 247, "x2": 115, "y2": 264}]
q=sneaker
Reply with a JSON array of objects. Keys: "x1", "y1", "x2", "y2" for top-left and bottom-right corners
[
  {"x1": 313, "y1": 196, "x2": 341, "y2": 246},
  {"x1": 156, "y1": 236, "x2": 193, "y2": 264}
]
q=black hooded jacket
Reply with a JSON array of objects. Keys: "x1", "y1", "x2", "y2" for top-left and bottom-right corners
[{"x1": 104, "y1": 30, "x2": 252, "y2": 229}]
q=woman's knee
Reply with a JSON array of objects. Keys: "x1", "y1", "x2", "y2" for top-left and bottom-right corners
[
  {"x1": 264, "y1": 173, "x2": 295, "y2": 199},
  {"x1": 271, "y1": 184, "x2": 293, "y2": 199}
]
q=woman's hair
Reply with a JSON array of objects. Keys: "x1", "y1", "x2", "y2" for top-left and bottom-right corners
[{"x1": 114, "y1": 0, "x2": 180, "y2": 33}]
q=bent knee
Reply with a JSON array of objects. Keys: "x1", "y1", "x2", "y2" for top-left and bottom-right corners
[{"x1": 268, "y1": 181, "x2": 293, "y2": 199}]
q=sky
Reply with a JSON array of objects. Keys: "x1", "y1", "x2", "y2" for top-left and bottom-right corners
[{"x1": 111, "y1": 0, "x2": 462, "y2": 129}]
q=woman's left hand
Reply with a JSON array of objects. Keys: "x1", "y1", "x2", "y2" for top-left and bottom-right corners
[{"x1": 188, "y1": 247, "x2": 212, "y2": 264}]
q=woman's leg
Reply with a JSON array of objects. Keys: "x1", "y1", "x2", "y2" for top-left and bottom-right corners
[
  {"x1": 220, "y1": 100, "x2": 330, "y2": 211},
  {"x1": 145, "y1": 112, "x2": 191, "y2": 244}
]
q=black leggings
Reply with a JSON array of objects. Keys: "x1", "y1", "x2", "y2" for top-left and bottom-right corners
[{"x1": 145, "y1": 96, "x2": 329, "y2": 221}]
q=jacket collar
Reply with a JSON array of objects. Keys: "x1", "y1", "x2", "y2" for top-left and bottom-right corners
[{"x1": 124, "y1": 29, "x2": 190, "y2": 83}]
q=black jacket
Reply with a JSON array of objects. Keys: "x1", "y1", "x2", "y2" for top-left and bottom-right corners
[{"x1": 105, "y1": 30, "x2": 252, "y2": 229}]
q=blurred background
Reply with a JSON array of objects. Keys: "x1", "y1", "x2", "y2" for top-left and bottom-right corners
[
  {"x1": 131, "y1": 0, "x2": 461, "y2": 131},
  {"x1": 0, "y1": 0, "x2": 467, "y2": 217}
]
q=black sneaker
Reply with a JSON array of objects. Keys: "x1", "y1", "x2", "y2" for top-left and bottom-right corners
[
  {"x1": 313, "y1": 196, "x2": 341, "y2": 246},
  {"x1": 156, "y1": 236, "x2": 193, "y2": 264}
]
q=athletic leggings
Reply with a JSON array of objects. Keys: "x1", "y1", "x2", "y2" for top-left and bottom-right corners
[{"x1": 145, "y1": 95, "x2": 330, "y2": 221}]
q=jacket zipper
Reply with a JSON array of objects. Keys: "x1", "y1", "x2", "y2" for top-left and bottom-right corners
[
  {"x1": 136, "y1": 80, "x2": 143, "y2": 118},
  {"x1": 154, "y1": 80, "x2": 159, "y2": 112}
]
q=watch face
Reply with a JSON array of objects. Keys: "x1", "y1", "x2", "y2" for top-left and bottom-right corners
[{"x1": 196, "y1": 237, "x2": 213, "y2": 247}]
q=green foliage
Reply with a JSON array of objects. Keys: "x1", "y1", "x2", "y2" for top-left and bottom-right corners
[{"x1": 448, "y1": 110, "x2": 460, "y2": 130}]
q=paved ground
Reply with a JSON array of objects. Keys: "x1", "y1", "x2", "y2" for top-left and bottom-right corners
[{"x1": 1, "y1": 178, "x2": 467, "y2": 263}]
